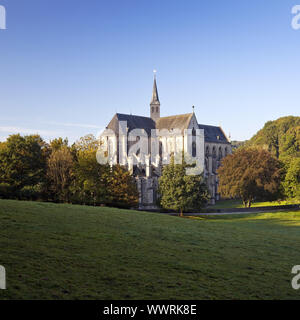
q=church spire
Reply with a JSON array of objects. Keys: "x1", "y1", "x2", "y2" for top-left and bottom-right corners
[
  {"x1": 150, "y1": 71, "x2": 160, "y2": 121},
  {"x1": 151, "y1": 73, "x2": 160, "y2": 104}
]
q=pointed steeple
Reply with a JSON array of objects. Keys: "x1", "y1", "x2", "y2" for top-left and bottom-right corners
[
  {"x1": 150, "y1": 71, "x2": 160, "y2": 121},
  {"x1": 151, "y1": 75, "x2": 160, "y2": 105}
]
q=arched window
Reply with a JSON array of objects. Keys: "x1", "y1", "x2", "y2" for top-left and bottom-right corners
[
  {"x1": 192, "y1": 128, "x2": 196, "y2": 137},
  {"x1": 218, "y1": 147, "x2": 223, "y2": 160},
  {"x1": 225, "y1": 147, "x2": 228, "y2": 156},
  {"x1": 152, "y1": 107, "x2": 154, "y2": 113},
  {"x1": 212, "y1": 147, "x2": 217, "y2": 173},
  {"x1": 156, "y1": 107, "x2": 159, "y2": 113},
  {"x1": 212, "y1": 146, "x2": 217, "y2": 158},
  {"x1": 159, "y1": 141, "x2": 163, "y2": 157},
  {"x1": 206, "y1": 146, "x2": 210, "y2": 157},
  {"x1": 192, "y1": 141, "x2": 196, "y2": 157},
  {"x1": 212, "y1": 160, "x2": 216, "y2": 173}
]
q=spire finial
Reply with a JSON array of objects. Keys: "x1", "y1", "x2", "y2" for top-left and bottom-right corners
[
  {"x1": 153, "y1": 69, "x2": 157, "y2": 81},
  {"x1": 192, "y1": 105, "x2": 195, "y2": 113}
]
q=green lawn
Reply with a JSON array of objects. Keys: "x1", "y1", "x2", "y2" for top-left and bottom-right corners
[
  {"x1": 211, "y1": 199, "x2": 297, "y2": 209},
  {"x1": 1, "y1": 199, "x2": 300, "y2": 300}
]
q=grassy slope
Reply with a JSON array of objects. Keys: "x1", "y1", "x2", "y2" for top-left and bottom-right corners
[
  {"x1": 211, "y1": 199, "x2": 297, "y2": 209},
  {"x1": 1, "y1": 200, "x2": 300, "y2": 300}
]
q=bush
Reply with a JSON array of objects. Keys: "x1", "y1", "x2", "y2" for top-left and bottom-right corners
[{"x1": 19, "y1": 184, "x2": 44, "y2": 201}]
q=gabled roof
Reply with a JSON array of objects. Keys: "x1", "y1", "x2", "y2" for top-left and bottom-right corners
[
  {"x1": 107, "y1": 113, "x2": 156, "y2": 135},
  {"x1": 156, "y1": 113, "x2": 193, "y2": 131},
  {"x1": 198, "y1": 124, "x2": 230, "y2": 143},
  {"x1": 106, "y1": 113, "x2": 230, "y2": 144}
]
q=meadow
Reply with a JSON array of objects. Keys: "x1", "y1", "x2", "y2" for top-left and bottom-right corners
[
  {"x1": 1, "y1": 199, "x2": 300, "y2": 300},
  {"x1": 210, "y1": 199, "x2": 297, "y2": 209}
]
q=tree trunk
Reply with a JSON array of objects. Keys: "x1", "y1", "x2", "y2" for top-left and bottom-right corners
[{"x1": 180, "y1": 209, "x2": 183, "y2": 217}]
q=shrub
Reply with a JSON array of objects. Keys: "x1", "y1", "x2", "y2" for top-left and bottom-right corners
[{"x1": 19, "y1": 184, "x2": 44, "y2": 201}]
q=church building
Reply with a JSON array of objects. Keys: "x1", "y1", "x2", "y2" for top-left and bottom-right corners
[{"x1": 102, "y1": 76, "x2": 232, "y2": 209}]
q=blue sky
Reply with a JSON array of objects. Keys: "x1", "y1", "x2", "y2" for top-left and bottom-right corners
[{"x1": 0, "y1": 0, "x2": 299, "y2": 142}]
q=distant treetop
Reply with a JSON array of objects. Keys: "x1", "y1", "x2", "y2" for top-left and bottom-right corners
[{"x1": 244, "y1": 116, "x2": 300, "y2": 161}]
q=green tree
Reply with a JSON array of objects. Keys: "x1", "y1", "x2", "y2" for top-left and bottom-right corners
[
  {"x1": 0, "y1": 134, "x2": 47, "y2": 197},
  {"x1": 245, "y1": 116, "x2": 300, "y2": 160},
  {"x1": 283, "y1": 158, "x2": 300, "y2": 201},
  {"x1": 218, "y1": 148, "x2": 283, "y2": 207},
  {"x1": 47, "y1": 146, "x2": 73, "y2": 202},
  {"x1": 49, "y1": 137, "x2": 69, "y2": 151},
  {"x1": 106, "y1": 165, "x2": 139, "y2": 209},
  {"x1": 158, "y1": 157, "x2": 209, "y2": 216},
  {"x1": 74, "y1": 134, "x2": 100, "y2": 152},
  {"x1": 281, "y1": 126, "x2": 300, "y2": 161},
  {"x1": 70, "y1": 147, "x2": 110, "y2": 205}
]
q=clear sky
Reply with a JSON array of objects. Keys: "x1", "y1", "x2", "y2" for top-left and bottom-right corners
[{"x1": 0, "y1": 0, "x2": 299, "y2": 143}]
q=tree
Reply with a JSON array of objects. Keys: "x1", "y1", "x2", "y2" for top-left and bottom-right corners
[
  {"x1": 49, "y1": 137, "x2": 69, "y2": 151},
  {"x1": 70, "y1": 147, "x2": 110, "y2": 205},
  {"x1": 245, "y1": 116, "x2": 300, "y2": 160},
  {"x1": 74, "y1": 134, "x2": 100, "y2": 152},
  {"x1": 106, "y1": 165, "x2": 139, "y2": 209},
  {"x1": 218, "y1": 148, "x2": 283, "y2": 207},
  {"x1": 283, "y1": 158, "x2": 300, "y2": 201},
  {"x1": 0, "y1": 134, "x2": 47, "y2": 197},
  {"x1": 47, "y1": 146, "x2": 73, "y2": 202},
  {"x1": 158, "y1": 157, "x2": 209, "y2": 216},
  {"x1": 281, "y1": 126, "x2": 300, "y2": 161}
]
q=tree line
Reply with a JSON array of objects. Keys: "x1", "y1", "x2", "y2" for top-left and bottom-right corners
[
  {"x1": 0, "y1": 134, "x2": 138, "y2": 208},
  {"x1": 0, "y1": 133, "x2": 211, "y2": 213},
  {"x1": 0, "y1": 114, "x2": 299, "y2": 212},
  {"x1": 218, "y1": 116, "x2": 300, "y2": 207}
]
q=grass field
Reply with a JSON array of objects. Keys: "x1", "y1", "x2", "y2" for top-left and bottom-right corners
[
  {"x1": 210, "y1": 199, "x2": 297, "y2": 209},
  {"x1": 1, "y1": 199, "x2": 300, "y2": 300}
]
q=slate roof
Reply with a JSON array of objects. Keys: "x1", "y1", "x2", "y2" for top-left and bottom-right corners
[
  {"x1": 198, "y1": 124, "x2": 230, "y2": 144},
  {"x1": 106, "y1": 113, "x2": 230, "y2": 144},
  {"x1": 107, "y1": 113, "x2": 156, "y2": 135},
  {"x1": 156, "y1": 113, "x2": 193, "y2": 131}
]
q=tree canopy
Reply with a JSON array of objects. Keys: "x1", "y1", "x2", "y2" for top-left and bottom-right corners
[
  {"x1": 218, "y1": 148, "x2": 283, "y2": 207},
  {"x1": 0, "y1": 134, "x2": 47, "y2": 193},
  {"x1": 0, "y1": 134, "x2": 138, "y2": 208},
  {"x1": 158, "y1": 157, "x2": 209, "y2": 215},
  {"x1": 283, "y1": 157, "x2": 300, "y2": 201},
  {"x1": 244, "y1": 116, "x2": 300, "y2": 162}
]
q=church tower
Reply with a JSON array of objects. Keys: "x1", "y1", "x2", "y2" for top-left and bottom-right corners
[{"x1": 150, "y1": 73, "x2": 160, "y2": 121}]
